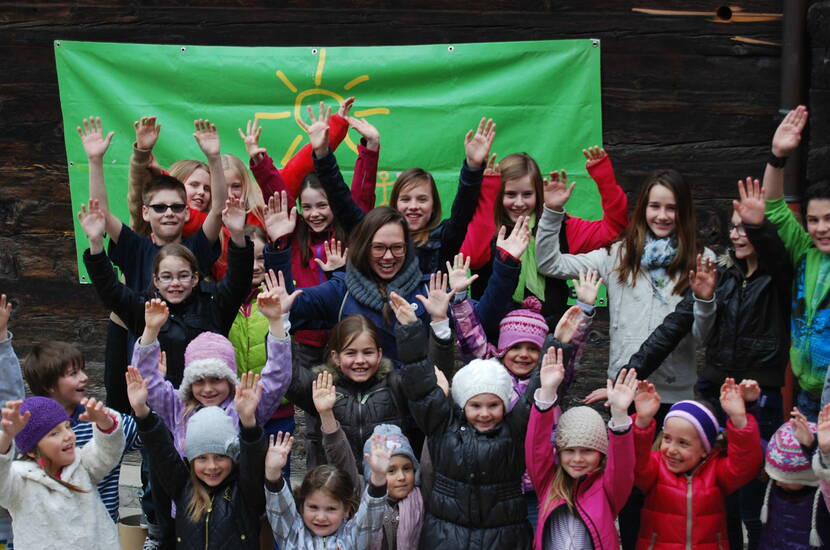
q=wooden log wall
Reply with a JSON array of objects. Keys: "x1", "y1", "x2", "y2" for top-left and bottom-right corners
[{"x1": 0, "y1": 1, "x2": 809, "y2": 402}]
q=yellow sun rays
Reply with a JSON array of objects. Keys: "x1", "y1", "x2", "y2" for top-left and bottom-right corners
[{"x1": 255, "y1": 48, "x2": 390, "y2": 163}]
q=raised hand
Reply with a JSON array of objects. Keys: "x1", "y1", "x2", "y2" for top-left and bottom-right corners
[
  {"x1": 313, "y1": 239, "x2": 348, "y2": 272},
  {"x1": 496, "y1": 215, "x2": 531, "y2": 259},
  {"x1": 298, "y1": 101, "x2": 331, "y2": 156},
  {"x1": 134, "y1": 116, "x2": 161, "y2": 151},
  {"x1": 634, "y1": 380, "x2": 661, "y2": 428},
  {"x1": 234, "y1": 371, "x2": 263, "y2": 428},
  {"x1": 238, "y1": 119, "x2": 266, "y2": 159},
  {"x1": 583, "y1": 387, "x2": 608, "y2": 405},
  {"x1": 689, "y1": 254, "x2": 717, "y2": 301},
  {"x1": 464, "y1": 118, "x2": 496, "y2": 167},
  {"x1": 347, "y1": 116, "x2": 380, "y2": 151},
  {"x1": 144, "y1": 299, "x2": 170, "y2": 332},
  {"x1": 79, "y1": 397, "x2": 114, "y2": 430},
  {"x1": 553, "y1": 305, "x2": 582, "y2": 345},
  {"x1": 221, "y1": 196, "x2": 247, "y2": 244},
  {"x1": 771, "y1": 105, "x2": 808, "y2": 158},
  {"x1": 0, "y1": 294, "x2": 12, "y2": 341},
  {"x1": 312, "y1": 371, "x2": 337, "y2": 414},
  {"x1": 435, "y1": 367, "x2": 449, "y2": 397},
  {"x1": 415, "y1": 272, "x2": 454, "y2": 322},
  {"x1": 543, "y1": 169, "x2": 575, "y2": 212},
  {"x1": 573, "y1": 268, "x2": 602, "y2": 306},
  {"x1": 483, "y1": 154, "x2": 499, "y2": 176},
  {"x1": 789, "y1": 407, "x2": 814, "y2": 447},
  {"x1": 1, "y1": 400, "x2": 30, "y2": 439},
  {"x1": 78, "y1": 199, "x2": 106, "y2": 243},
  {"x1": 263, "y1": 191, "x2": 298, "y2": 241},
  {"x1": 446, "y1": 253, "x2": 479, "y2": 294},
  {"x1": 125, "y1": 366, "x2": 150, "y2": 418},
  {"x1": 389, "y1": 291, "x2": 418, "y2": 326},
  {"x1": 265, "y1": 431, "x2": 294, "y2": 482},
  {"x1": 77, "y1": 116, "x2": 114, "y2": 160},
  {"x1": 719, "y1": 378, "x2": 747, "y2": 428},
  {"x1": 733, "y1": 177, "x2": 765, "y2": 226},
  {"x1": 738, "y1": 379, "x2": 761, "y2": 403},
  {"x1": 158, "y1": 351, "x2": 167, "y2": 377},
  {"x1": 193, "y1": 119, "x2": 221, "y2": 159},
  {"x1": 818, "y1": 403, "x2": 830, "y2": 455},
  {"x1": 261, "y1": 269, "x2": 302, "y2": 314},
  {"x1": 606, "y1": 368, "x2": 638, "y2": 419},
  {"x1": 366, "y1": 433, "x2": 393, "y2": 487},
  {"x1": 583, "y1": 146, "x2": 607, "y2": 169},
  {"x1": 337, "y1": 96, "x2": 355, "y2": 119},
  {"x1": 538, "y1": 347, "x2": 565, "y2": 402}
]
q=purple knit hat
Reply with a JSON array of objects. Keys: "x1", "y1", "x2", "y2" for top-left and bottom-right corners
[
  {"x1": 178, "y1": 332, "x2": 240, "y2": 402},
  {"x1": 497, "y1": 297, "x2": 548, "y2": 356},
  {"x1": 663, "y1": 400, "x2": 720, "y2": 453},
  {"x1": 765, "y1": 421, "x2": 818, "y2": 485},
  {"x1": 14, "y1": 396, "x2": 70, "y2": 454}
]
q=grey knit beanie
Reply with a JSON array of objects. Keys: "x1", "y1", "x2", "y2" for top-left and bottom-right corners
[{"x1": 184, "y1": 406, "x2": 239, "y2": 461}]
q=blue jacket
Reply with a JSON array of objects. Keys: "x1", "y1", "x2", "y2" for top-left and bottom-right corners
[{"x1": 264, "y1": 245, "x2": 519, "y2": 363}]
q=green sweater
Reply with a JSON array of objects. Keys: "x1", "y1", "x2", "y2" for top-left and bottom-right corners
[{"x1": 765, "y1": 198, "x2": 830, "y2": 393}]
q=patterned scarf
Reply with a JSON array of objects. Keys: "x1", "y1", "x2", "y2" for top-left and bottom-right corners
[
  {"x1": 512, "y1": 214, "x2": 546, "y2": 303},
  {"x1": 641, "y1": 233, "x2": 677, "y2": 291},
  {"x1": 345, "y1": 255, "x2": 422, "y2": 311}
]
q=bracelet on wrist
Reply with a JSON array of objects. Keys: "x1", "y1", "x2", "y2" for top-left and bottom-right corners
[{"x1": 767, "y1": 151, "x2": 788, "y2": 168}]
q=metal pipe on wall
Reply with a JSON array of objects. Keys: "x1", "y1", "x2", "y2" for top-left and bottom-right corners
[{"x1": 780, "y1": 0, "x2": 808, "y2": 202}]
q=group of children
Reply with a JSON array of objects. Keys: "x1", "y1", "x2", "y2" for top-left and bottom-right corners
[{"x1": 1, "y1": 99, "x2": 830, "y2": 550}]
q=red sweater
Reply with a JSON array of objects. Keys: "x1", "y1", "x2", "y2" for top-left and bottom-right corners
[{"x1": 460, "y1": 154, "x2": 628, "y2": 268}]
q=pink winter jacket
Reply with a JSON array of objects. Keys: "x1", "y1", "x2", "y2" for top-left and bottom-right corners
[{"x1": 525, "y1": 400, "x2": 635, "y2": 550}]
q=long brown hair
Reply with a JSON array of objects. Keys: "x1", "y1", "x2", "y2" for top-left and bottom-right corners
[
  {"x1": 389, "y1": 168, "x2": 442, "y2": 246},
  {"x1": 296, "y1": 175, "x2": 346, "y2": 265},
  {"x1": 543, "y1": 453, "x2": 607, "y2": 513},
  {"x1": 296, "y1": 465, "x2": 359, "y2": 518},
  {"x1": 616, "y1": 169, "x2": 699, "y2": 295},
  {"x1": 493, "y1": 153, "x2": 544, "y2": 230},
  {"x1": 324, "y1": 315, "x2": 381, "y2": 370}
]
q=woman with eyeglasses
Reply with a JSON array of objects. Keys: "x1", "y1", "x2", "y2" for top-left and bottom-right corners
[
  {"x1": 80, "y1": 195, "x2": 254, "y2": 387},
  {"x1": 262, "y1": 200, "x2": 529, "y2": 364}
]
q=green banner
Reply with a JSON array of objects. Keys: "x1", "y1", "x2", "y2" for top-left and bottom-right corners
[{"x1": 55, "y1": 39, "x2": 602, "y2": 284}]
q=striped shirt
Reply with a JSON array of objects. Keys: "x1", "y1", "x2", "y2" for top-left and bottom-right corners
[{"x1": 70, "y1": 405, "x2": 142, "y2": 521}]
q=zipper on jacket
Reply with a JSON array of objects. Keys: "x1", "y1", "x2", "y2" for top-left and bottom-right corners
[
  {"x1": 205, "y1": 506, "x2": 212, "y2": 550},
  {"x1": 357, "y1": 392, "x2": 365, "y2": 447},
  {"x1": 686, "y1": 474, "x2": 693, "y2": 550},
  {"x1": 647, "y1": 532, "x2": 657, "y2": 550},
  {"x1": 717, "y1": 531, "x2": 723, "y2": 550}
]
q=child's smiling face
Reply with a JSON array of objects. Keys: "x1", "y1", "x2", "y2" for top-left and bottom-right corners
[
  {"x1": 501, "y1": 342, "x2": 540, "y2": 377},
  {"x1": 464, "y1": 393, "x2": 505, "y2": 432},
  {"x1": 142, "y1": 189, "x2": 189, "y2": 243},
  {"x1": 660, "y1": 417, "x2": 708, "y2": 474},
  {"x1": 193, "y1": 453, "x2": 233, "y2": 487},
  {"x1": 47, "y1": 363, "x2": 88, "y2": 410},
  {"x1": 302, "y1": 489, "x2": 348, "y2": 537},
  {"x1": 31, "y1": 420, "x2": 76, "y2": 472}
]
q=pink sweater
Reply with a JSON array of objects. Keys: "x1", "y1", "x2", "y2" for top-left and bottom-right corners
[{"x1": 525, "y1": 401, "x2": 635, "y2": 550}]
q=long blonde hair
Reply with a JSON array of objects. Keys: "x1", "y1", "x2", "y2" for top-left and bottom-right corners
[
  {"x1": 221, "y1": 154, "x2": 265, "y2": 214},
  {"x1": 187, "y1": 464, "x2": 213, "y2": 521}
]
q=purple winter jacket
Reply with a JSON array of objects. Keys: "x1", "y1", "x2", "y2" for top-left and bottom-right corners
[{"x1": 132, "y1": 336, "x2": 291, "y2": 456}]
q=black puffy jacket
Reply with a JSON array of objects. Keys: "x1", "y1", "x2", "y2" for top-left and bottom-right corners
[
  {"x1": 395, "y1": 322, "x2": 535, "y2": 550},
  {"x1": 136, "y1": 412, "x2": 267, "y2": 550},
  {"x1": 84, "y1": 238, "x2": 253, "y2": 387},
  {"x1": 627, "y1": 221, "x2": 792, "y2": 387}
]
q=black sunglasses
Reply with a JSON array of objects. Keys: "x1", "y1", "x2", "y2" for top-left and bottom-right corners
[{"x1": 147, "y1": 203, "x2": 187, "y2": 214}]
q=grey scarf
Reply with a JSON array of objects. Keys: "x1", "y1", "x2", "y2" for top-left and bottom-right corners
[{"x1": 345, "y1": 257, "x2": 422, "y2": 311}]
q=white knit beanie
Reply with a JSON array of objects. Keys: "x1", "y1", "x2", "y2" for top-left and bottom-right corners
[
  {"x1": 184, "y1": 406, "x2": 240, "y2": 461},
  {"x1": 451, "y1": 358, "x2": 514, "y2": 410},
  {"x1": 555, "y1": 406, "x2": 608, "y2": 456}
]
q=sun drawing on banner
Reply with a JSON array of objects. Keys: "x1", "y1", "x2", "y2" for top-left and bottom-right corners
[{"x1": 255, "y1": 48, "x2": 391, "y2": 196}]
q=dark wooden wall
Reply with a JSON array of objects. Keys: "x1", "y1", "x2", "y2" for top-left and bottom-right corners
[{"x1": 0, "y1": 1, "x2": 795, "y2": 379}]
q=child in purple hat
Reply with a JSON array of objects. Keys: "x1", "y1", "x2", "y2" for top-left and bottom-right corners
[{"x1": 0, "y1": 396, "x2": 124, "y2": 549}]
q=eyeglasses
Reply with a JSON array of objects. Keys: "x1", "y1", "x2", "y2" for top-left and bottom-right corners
[
  {"x1": 147, "y1": 203, "x2": 187, "y2": 214},
  {"x1": 728, "y1": 222, "x2": 746, "y2": 236},
  {"x1": 156, "y1": 272, "x2": 194, "y2": 284},
  {"x1": 370, "y1": 243, "x2": 406, "y2": 258}
]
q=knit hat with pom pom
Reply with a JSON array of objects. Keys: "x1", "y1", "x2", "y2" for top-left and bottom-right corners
[
  {"x1": 497, "y1": 296, "x2": 548, "y2": 356},
  {"x1": 178, "y1": 332, "x2": 239, "y2": 403}
]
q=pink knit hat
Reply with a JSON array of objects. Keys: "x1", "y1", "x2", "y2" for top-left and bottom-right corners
[
  {"x1": 497, "y1": 297, "x2": 548, "y2": 356},
  {"x1": 178, "y1": 332, "x2": 240, "y2": 402}
]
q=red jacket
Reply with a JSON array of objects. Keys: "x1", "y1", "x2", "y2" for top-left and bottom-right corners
[
  {"x1": 526, "y1": 402, "x2": 634, "y2": 550},
  {"x1": 460, "y1": 154, "x2": 628, "y2": 269},
  {"x1": 634, "y1": 415, "x2": 763, "y2": 550}
]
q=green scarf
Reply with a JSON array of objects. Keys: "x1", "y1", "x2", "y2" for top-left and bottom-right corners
[{"x1": 512, "y1": 214, "x2": 546, "y2": 303}]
